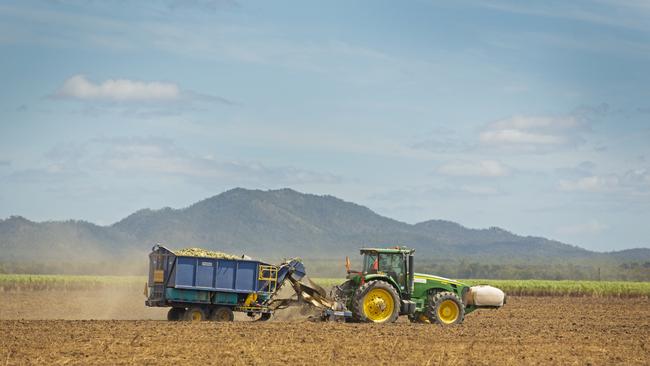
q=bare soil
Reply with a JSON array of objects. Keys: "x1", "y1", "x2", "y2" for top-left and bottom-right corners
[{"x1": 1, "y1": 290, "x2": 649, "y2": 365}]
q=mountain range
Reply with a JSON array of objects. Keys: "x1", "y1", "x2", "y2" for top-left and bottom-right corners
[{"x1": 1, "y1": 188, "x2": 649, "y2": 271}]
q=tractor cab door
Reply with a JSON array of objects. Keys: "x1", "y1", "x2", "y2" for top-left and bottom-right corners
[{"x1": 363, "y1": 253, "x2": 407, "y2": 292}]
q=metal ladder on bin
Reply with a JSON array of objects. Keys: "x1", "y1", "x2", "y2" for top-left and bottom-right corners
[{"x1": 258, "y1": 265, "x2": 279, "y2": 293}]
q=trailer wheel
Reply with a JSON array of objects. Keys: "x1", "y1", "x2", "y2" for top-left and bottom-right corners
[
  {"x1": 184, "y1": 306, "x2": 207, "y2": 322},
  {"x1": 167, "y1": 307, "x2": 185, "y2": 321},
  {"x1": 210, "y1": 307, "x2": 234, "y2": 322},
  {"x1": 352, "y1": 280, "x2": 400, "y2": 323},
  {"x1": 426, "y1": 291, "x2": 464, "y2": 325}
]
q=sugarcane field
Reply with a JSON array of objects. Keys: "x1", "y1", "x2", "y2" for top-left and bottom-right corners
[
  {"x1": 1, "y1": 247, "x2": 650, "y2": 365},
  {"x1": 1, "y1": 279, "x2": 649, "y2": 365}
]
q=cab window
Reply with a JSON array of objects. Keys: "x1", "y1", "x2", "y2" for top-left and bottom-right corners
[
  {"x1": 363, "y1": 253, "x2": 378, "y2": 273},
  {"x1": 378, "y1": 254, "x2": 406, "y2": 287}
]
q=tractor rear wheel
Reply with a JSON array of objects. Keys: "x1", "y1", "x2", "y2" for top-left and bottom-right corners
[
  {"x1": 209, "y1": 306, "x2": 234, "y2": 322},
  {"x1": 167, "y1": 307, "x2": 185, "y2": 321},
  {"x1": 426, "y1": 291, "x2": 464, "y2": 325},
  {"x1": 184, "y1": 306, "x2": 207, "y2": 322},
  {"x1": 352, "y1": 280, "x2": 400, "y2": 323}
]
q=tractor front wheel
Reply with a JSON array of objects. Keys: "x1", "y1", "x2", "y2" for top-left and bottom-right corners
[
  {"x1": 426, "y1": 291, "x2": 465, "y2": 325},
  {"x1": 352, "y1": 280, "x2": 400, "y2": 323}
]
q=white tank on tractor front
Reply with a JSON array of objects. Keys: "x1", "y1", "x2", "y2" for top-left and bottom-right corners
[{"x1": 465, "y1": 285, "x2": 506, "y2": 307}]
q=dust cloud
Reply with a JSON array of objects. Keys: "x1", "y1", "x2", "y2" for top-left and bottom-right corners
[
  {"x1": 0, "y1": 257, "x2": 166, "y2": 320},
  {"x1": 0, "y1": 279, "x2": 326, "y2": 321},
  {"x1": 0, "y1": 288, "x2": 166, "y2": 320}
]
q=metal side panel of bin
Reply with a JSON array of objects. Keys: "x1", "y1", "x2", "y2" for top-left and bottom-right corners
[{"x1": 171, "y1": 256, "x2": 271, "y2": 294}]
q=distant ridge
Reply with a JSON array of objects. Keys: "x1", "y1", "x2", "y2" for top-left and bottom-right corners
[{"x1": 1, "y1": 188, "x2": 649, "y2": 265}]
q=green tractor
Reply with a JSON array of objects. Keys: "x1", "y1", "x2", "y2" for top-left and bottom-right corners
[{"x1": 333, "y1": 247, "x2": 505, "y2": 324}]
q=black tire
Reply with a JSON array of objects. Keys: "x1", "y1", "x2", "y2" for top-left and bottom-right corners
[
  {"x1": 425, "y1": 291, "x2": 465, "y2": 325},
  {"x1": 184, "y1": 306, "x2": 207, "y2": 322},
  {"x1": 209, "y1": 306, "x2": 234, "y2": 322},
  {"x1": 167, "y1": 307, "x2": 185, "y2": 321},
  {"x1": 351, "y1": 280, "x2": 400, "y2": 323},
  {"x1": 257, "y1": 313, "x2": 272, "y2": 322}
]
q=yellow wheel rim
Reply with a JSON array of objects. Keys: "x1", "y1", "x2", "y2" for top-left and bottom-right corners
[
  {"x1": 437, "y1": 299, "x2": 459, "y2": 324},
  {"x1": 191, "y1": 311, "x2": 202, "y2": 321},
  {"x1": 363, "y1": 288, "x2": 394, "y2": 322}
]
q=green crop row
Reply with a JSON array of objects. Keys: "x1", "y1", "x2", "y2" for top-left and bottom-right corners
[
  {"x1": 2, "y1": 275, "x2": 648, "y2": 298},
  {"x1": 462, "y1": 279, "x2": 650, "y2": 298},
  {"x1": 0, "y1": 274, "x2": 146, "y2": 291}
]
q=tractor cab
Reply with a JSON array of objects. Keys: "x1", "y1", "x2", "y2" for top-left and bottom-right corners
[{"x1": 355, "y1": 247, "x2": 415, "y2": 296}]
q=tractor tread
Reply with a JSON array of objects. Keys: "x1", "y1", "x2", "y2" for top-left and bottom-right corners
[
  {"x1": 425, "y1": 291, "x2": 465, "y2": 325},
  {"x1": 351, "y1": 280, "x2": 400, "y2": 323}
]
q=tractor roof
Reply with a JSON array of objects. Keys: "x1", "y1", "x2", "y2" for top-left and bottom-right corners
[{"x1": 360, "y1": 247, "x2": 415, "y2": 254}]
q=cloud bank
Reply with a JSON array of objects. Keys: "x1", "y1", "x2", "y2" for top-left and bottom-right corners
[
  {"x1": 480, "y1": 115, "x2": 584, "y2": 151},
  {"x1": 438, "y1": 160, "x2": 509, "y2": 177},
  {"x1": 55, "y1": 75, "x2": 180, "y2": 101},
  {"x1": 8, "y1": 137, "x2": 340, "y2": 187},
  {"x1": 559, "y1": 168, "x2": 650, "y2": 194}
]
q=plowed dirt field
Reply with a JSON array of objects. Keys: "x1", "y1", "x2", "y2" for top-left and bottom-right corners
[{"x1": 1, "y1": 292, "x2": 649, "y2": 365}]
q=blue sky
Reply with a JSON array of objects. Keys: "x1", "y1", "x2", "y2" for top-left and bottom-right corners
[{"x1": 1, "y1": 0, "x2": 649, "y2": 251}]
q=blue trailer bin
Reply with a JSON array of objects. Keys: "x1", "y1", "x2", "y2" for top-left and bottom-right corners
[
  {"x1": 146, "y1": 245, "x2": 287, "y2": 307},
  {"x1": 169, "y1": 255, "x2": 269, "y2": 293},
  {"x1": 146, "y1": 244, "x2": 306, "y2": 322}
]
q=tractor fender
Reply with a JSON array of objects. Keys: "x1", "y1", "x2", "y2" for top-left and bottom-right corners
[
  {"x1": 363, "y1": 274, "x2": 402, "y2": 297},
  {"x1": 425, "y1": 286, "x2": 464, "y2": 300},
  {"x1": 425, "y1": 285, "x2": 463, "y2": 295}
]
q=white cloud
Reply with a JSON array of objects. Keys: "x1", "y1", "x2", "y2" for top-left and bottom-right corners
[
  {"x1": 480, "y1": 129, "x2": 566, "y2": 145},
  {"x1": 623, "y1": 167, "x2": 650, "y2": 187},
  {"x1": 55, "y1": 75, "x2": 180, "y2": 101},
  {"x1": 460, "y1": 185, "x2": 500, "y2": 195},
  {"x1": 438, "y1": 160, "x2": 509, "y2": 177},
  {"x1": 8, "y1": 137, "x2": 341, "y2": 186},
  {"x1": 557, "y1": 220, "x2": 607, "y2": 236},
  {"x1": 559, "y1": 168, "x2": 650, "y2": 194},
  {"x1": 558, "y1": 175, "x2": 619, "y2": 192},
  {"x1": 490, "y1": 115, "x2": 579, "y2": 131},
  {"x1": 480, "y1": 115, "x2": 583, "y2": 150},
  {"x1": 94, "y1": 137, "x2": 340, "y2": 185},
  {"x1": 476, "y1": 0, "x2": 650, "y2": 33}
]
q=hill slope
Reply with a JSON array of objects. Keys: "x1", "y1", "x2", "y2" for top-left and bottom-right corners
[{"x1": 1, "y1": 188, "x2": 648, "y2": 266}]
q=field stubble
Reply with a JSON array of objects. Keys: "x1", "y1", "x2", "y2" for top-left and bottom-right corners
[{"x1": 1, "y1": 285, "x2": 649, "y2": 365}]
